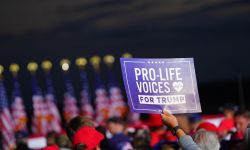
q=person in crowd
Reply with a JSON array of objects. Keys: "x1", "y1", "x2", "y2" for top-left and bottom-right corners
[
  {"x1": 66, "y1": 116, "x2": 104, "y2": 150},
  {"x1": 46, "y1": 131, "x2": 57, "y2": 146},
  {"x1": 196, "y1": 122, "x2": 218, "y2": 135},
  {"x1": 139, "y1": 114, "x2": 179, "y2": 150},
  {"x1": 161, "y1": 111, "x2": 201, "y2": 150},
  {"x1": 218, "y1": 103, "x2": 237, "y2": 138},
  {"x1": 193, "y1": 129, "x2": 220, "y2": 150},
  {"x1": 188, "y1": 114, "x2": 203, "y2": 135},
  {"x1": 142, "y1": 113, "x2": 191, "y2": 147},
  {"x1": 95, "y1": 126, "x2": 109, "y2": 150},
  {"x1": 66, "y1": 116, "x2": 95, "y2": 137},
  {"x1": 132, "y1": 128, "x2": 152, "y2": 150},
  {"x1": 140, "y1": 113, "x2": 177, "y2": 147},
  {"x1": 217, "y1": 110, "x2": 250, "y2": 150},
  {"x1": 142, "y1": 114, "x2": 166, "y2": 146},
  {"x1": 220, "y1": 110, "x2": 250, "y2": 150},
  {"x1": 106, "y1": 117, "x2": 133, "y2": 150},
  {"x1": 232, "y1": 110, "x2": 250, "y2": 140},
  {"x1": 55, "y1": 131, "x2": 72, "y2": 150}
]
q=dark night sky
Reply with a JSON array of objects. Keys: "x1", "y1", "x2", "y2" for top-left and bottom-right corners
[{"x1": 0, "y1": 0, "x2": 250, "y2": 113}]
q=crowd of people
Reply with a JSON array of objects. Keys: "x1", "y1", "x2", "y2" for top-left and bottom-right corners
[{"x1": 12, "y1": 104, "x2": 250, "y2": 150}]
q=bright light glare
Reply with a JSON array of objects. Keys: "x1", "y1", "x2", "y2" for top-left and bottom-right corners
[{"x1": 62, "y1": 63, "x2": 69, "y2": 71}]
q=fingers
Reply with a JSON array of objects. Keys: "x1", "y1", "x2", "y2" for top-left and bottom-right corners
[
  {"x1": 160, "y1": 113, "x2": 165, "y2": 118},
  {"x1": 163, "y1": 109, "x2": 172, "y2": 116},
  {"x1": 160, "y1": 110, "x2": 171, "y2": 120}
]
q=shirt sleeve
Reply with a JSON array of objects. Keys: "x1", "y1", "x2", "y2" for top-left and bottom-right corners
[{"x1": 178, "y1": 135, "x2": 202, "y2": 150}]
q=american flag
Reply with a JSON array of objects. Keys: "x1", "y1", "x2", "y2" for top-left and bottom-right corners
[
  {"x1": 106, "y1": 64, "x2": 128, "y2": 119},
  {"x1": 44, "y1": 72, "x2": 62, "y2": 133},
  {"x1": 63, "y1": 72, "x2": 79, "y2": 123},
  {"x1": 108, "y1": 87, "x2": 128, "y2": 118},
  {"x1": 93, "y1": 70, "x2": 109, "y2": 124},
  {"x1": 11, "y1": 75, "x2": 28, "y2": 134},
  {"x1": 0, "y1": 77, "x2": 16, "y2": 150},
  {"x1": 79, "y1": 70, "x2": 94, "y2": 118},
  {"x1": 31, "y1": 74, "x2": 50, "y2": 135}
]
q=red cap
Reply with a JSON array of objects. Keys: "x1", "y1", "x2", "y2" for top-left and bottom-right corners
[
  {"x1": 73, "y1": 127, "x2": 104, "y2": 150},
  {"x1": 197, "y1": 122, "x2": 218, "y2": 133},
  {"x1": 42, "y1": 144, "x2": 60, "y2": 150},
  {"x1": 143, "y1": 114, "x2": 163, "y2": 127}
]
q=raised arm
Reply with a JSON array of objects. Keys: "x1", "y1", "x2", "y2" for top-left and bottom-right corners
[{"x1": 161, "y1": 111, "x2": 201, "y2": 150}]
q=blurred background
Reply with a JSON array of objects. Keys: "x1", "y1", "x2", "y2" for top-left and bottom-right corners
[{"x1": 0, "y1": 0, "x2": 250, "y2": 114}]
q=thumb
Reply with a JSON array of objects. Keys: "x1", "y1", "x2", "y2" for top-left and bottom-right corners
[{"x1": 163, "y1": 109, "x2": 171, "y2": 116}]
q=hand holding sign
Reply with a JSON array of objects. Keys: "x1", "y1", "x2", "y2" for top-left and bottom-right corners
[
  {"x1": 120, "y1": 58, "x2": 201, "y2": 114},
  {"x1": 161, "y1": 110, "x2": 178, "y2": 128}
]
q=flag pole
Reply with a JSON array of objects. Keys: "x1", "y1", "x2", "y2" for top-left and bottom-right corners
[
  {"x1": 0, "y1": 65, "x2": 17, "y2": 150},
  {"x1": 104, "y1": 54, "x2": 128, "y2": 119},
  {"x1": 90, "y1": 56, "x2": 109, "y2": 124},
  {"x1": 10, "y1": 63, "x2": 28, "y2": 134},
  {"x1": 60, "y1": 59, "x2": 79, "y2": 123},
  {"x1": 42, "y1": 60, "x2": 62, "y2": 133},
  {"x1": 76, "y1": 57, "x2": 94, "y2": 118}
]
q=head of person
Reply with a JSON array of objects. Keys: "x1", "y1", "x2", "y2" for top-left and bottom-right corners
[
  {"x1": 224, "y1": 109, "x2": 236, "y2": 119},
  {"x1": 107, "y1": 117, "x2": 127, "y2": 135},
  {"x1": 46, "y1": 131, "x2": 57, "y2": 146},
  {"x1": 66, "y1": 116, "x2": 104, "y2": 150},
  {"x1": 132, "y1": 129, "x2": 151, "y2": 149},
  {"x1": 196, "y1": 122, "x2": 218, "y2": 135},
  {"x1": 220, "y1": 103, "x2": 238, "y2": 119},
  {"x1": 193, "y1": 129, "x2": 220, "y2": 150},
  {"x1": 141, "y1": 114, "x2": 165, "y2": 137},
  {"x1": 55, "y1": 131, "x2": 71, "y2": 148},
  {"x1": 234, "y1": 110, "x2": 250, "y2": 135},
  {"x1": 66, "y1": 116, "x2": 94, "y2": 141},
  {"x1": 72, "y1": 126, "x2": 104, "y2": 150},
  {"x1": 189, "y1": 114, "x2": 202, "y2": 131}
]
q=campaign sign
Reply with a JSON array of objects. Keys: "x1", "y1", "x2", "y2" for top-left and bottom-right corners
[{"x1": 120, "y1": 58, "x2": 201, "y2": 114}]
